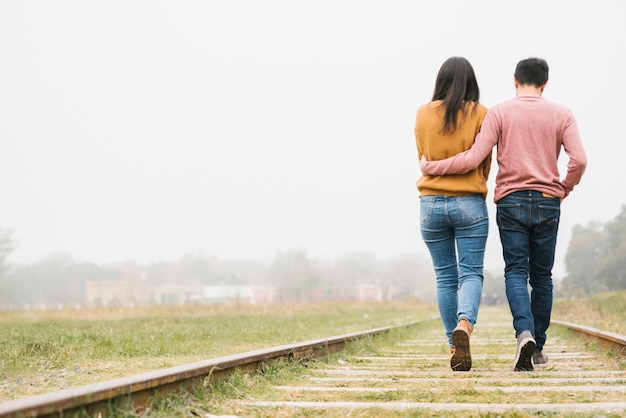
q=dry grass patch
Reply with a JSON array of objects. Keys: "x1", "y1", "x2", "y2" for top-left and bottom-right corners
[
  {"x1": 0, "y1": 300, "x2": 436, "y2": 401},
  {"x1": 553, "y1": 290, "x2": 626, "y2": 335}
]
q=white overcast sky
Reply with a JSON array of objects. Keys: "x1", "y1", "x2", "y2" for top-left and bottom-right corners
[{"x1": 0, "y1": 1, "x2": 624, "y2": 277}]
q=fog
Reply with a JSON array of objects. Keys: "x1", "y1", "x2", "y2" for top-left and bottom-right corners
[{"x1": 0, "y1": 1, "x2": 624, "y2": 281}]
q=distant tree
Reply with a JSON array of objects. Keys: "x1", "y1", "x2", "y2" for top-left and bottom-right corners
[
  {"x1": 0, "y1": 227, "x2": 14, "y2": 278},
  {"x1": 9, "y1": 253, "x2": 93, "y2": 308},
  {"x1": 594, "y1": 205, "x2": 626, "y2": 291},
  {"x1": 176, "y1": 253, "x2": 225, "y2": 284},
  {"x1": 562, "y1": 205, "x2": 626, "y2": 296},
  {"x1": 142, "y1": 261, "x2": 174, "y2": 284},
  {"x1": 0, "y1": 227, "x2": 15, "y2": 307},
  {"x1": 563, "y1": 222, "x2": 604, "y2": 296},
  {"x1": 316, "y1": 255, "x2": 357, "y2": 289},
  {"x1": 220, "y1": 259, "x2": 269, "y2": 285},
  {"x1": 379, "y1": 254, "x2": 435, "y2": 300},
  {"x1": 269, "y1": 250, "x2": 319, "y2": 301}
]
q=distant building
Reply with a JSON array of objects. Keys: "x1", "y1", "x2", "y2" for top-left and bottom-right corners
[
  {"x1": 84, "y1": 280, "x2": 278, "y2": 307},
  {"x1": 342, "y1": 284, "x2": 384, "y2": 302},
  {"x1": 203, "y1": 285, "x2": 277, "y2": 305},
  {"x1": 85, "y1": 279, "x2": 153, "y2": 307},
  {"x1": 152, "y1": 283, "x2": 205, "y2": 305}
]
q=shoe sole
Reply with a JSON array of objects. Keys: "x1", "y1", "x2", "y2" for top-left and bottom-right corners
[
  {"x1": 514, "y1": 337, "x2": 536, "y2": 371},
  {"x1": 451, "y1": 328, "x2": 471, "y2": 371}
]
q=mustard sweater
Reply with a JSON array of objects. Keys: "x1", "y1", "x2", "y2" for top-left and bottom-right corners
[{"x1": 414, "y1": 100, "x2": 491, "y2": 199}]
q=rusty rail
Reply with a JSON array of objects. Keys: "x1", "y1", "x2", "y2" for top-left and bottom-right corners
[
  {"x1": 1, "y1": 318, "x2": 625, "y2": 417},
  {"x1": 0, "y1": 323, "x2": 409, "y2": 418},
  {"x1": 551, "y1": 319, "x2": 626, "y2": 356}
]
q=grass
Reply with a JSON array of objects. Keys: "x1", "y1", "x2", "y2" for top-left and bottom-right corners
[
  {"x1": 143, "y1": 321, "x2": 435, "y2": 417},
  {"x1": 172, "y1": 305, "x2": 626, "y2": 418},
  {"x1": 553, "y1": 290, "x2": 626, "y2": 334},
  {"x1": 3, "y1": 291, "x2": 626, "y2": 416},
  {"x1": 0, "y1": 300, "x2": 435, "y2": 401}
]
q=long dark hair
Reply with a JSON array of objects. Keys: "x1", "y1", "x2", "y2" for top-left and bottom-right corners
[{"x1": 432, "y1": 57, "x2": 480, "y2": 134}]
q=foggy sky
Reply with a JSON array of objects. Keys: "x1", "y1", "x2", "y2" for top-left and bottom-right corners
[{"x1": 0, "y1": 1, "x2": 624, "y2": 278}]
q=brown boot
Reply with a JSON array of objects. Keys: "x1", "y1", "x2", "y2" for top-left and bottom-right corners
[{"x1": 451, "y1": 318, "x2": 472, "y2": 371}]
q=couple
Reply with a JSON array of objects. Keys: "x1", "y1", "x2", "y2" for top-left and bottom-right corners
[{"x1": 415, "y1": 57, "x2": 587, "y2": 372}]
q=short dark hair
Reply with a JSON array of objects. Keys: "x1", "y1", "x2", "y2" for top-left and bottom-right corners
[
  {"x1": 432, "y1": 56, "x2": 480, "y2": 134},
  {"x1": 514, "y1": 58, "x2": 549, "y2": 87}
]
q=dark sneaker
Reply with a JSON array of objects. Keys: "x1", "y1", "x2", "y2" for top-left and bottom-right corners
[
  {"x1": 450, "y1": 319, "x2": 472, "y2": 371},
  {"x1": 532, "y1": 349, "x2": 549, "y2": 366},
  {"x1": 514, "y1": 330, "x2": 536, "y2": 371}
]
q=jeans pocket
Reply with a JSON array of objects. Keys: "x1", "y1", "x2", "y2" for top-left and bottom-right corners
[
  {"x1": 457, "y1": 196, "x2": 487, "y2": 222},
  {"x1": 496, "y1": 203, "x2": 521, "y2": 230},
  {"x1": 536, "y1": 204, "x2": 560, "y2": 235},
  {"x1": 420, "y1": 196, "x2": 435, "y2": 224}
]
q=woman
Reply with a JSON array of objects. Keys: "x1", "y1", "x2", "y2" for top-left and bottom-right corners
[{"x1": 414, "y1": 57, "x2": 491, "y2": 371}]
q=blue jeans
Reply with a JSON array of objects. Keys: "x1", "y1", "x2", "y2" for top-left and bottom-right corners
[
  {"x1": 496, "y1": 190, "x2": 561, "y2": 350},
  {"x1": 420, "y1": 195, "x2": 488, "y2": 347}
]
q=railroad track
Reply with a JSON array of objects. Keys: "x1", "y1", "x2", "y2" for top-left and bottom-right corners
[{"x1": 1, "y1": 306, "x2": 625, "y2": 417}]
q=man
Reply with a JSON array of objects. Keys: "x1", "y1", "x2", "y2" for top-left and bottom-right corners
[{"x1": 420, "y1": 57, "x2": 587, "y2": 371}]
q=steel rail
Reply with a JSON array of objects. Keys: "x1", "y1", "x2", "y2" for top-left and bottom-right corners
[
  {"x1": 0, "y1": 322, "x2": 414, "y2": 418},
  {"x1": 1, "y1": 319, "x2": 624, "y2": 417},
  {"x1": 551, "y1": 319, "x2": 626, "y2": 356}
]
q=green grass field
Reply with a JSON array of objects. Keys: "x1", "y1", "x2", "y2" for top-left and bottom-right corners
[
  {"x1": 0, "y1": 300, "x2": 436, "y2": 401},
  {"x1": 1, "y1": 290, "x2": 625, "y2": 406},
  {"x1": 553, "y1": 290, "x2": 626, "y2": 334}
]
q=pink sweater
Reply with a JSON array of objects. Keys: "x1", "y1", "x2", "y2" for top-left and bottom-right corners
[{"x1": 420, "y1": 96, "x2": 587, "y2": 202}]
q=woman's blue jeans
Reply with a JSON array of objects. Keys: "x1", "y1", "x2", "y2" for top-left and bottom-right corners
[
  {"x1": 496, "y1": 190, "x2": 560, "y2": 351},
  {"x1": 420, "y1": 195, "x2": 489, "y2": 347}
]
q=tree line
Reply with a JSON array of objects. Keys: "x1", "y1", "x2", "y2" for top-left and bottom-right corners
[
  {"x1": 562, "y1": 205, "x2": 626, "y2": 297},
  {"x1": 3, "y1": 202, "x2": 622, "y2": 310},
  {"x1": 0, "y1": 236, "x2": 438, "y2": 309}
]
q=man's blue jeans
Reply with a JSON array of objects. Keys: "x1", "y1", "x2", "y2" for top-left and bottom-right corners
[
  {"x1": 420, "y1": 195, "x2": 488, "y2": 347},
  {"x1": 496, "y1": 190, "x2": 561, "y2": 351}
]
